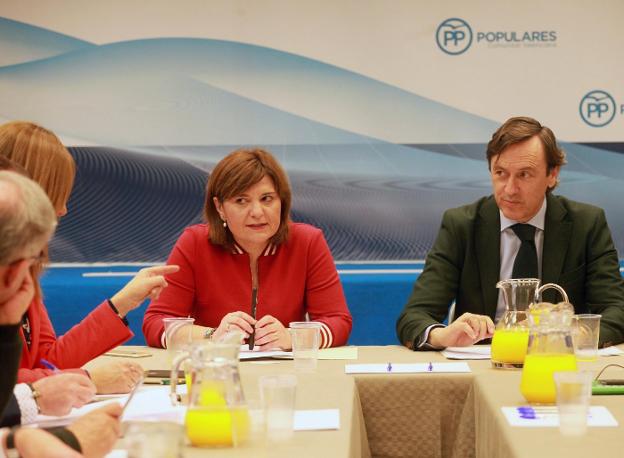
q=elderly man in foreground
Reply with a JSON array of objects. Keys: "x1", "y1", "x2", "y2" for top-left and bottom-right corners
[{"x1": 0, "y1": 170, "x2": 121, "y2": 457}]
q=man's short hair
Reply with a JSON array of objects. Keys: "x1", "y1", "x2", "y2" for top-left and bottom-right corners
[
  {"x1": 0, "y1": 171, "x2": 57, "y2": 264},
  {"x1": 486, "y1": 116, "x2": 567, "y2": 189}
]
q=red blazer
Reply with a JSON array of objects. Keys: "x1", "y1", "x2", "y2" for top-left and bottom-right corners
[
  {"x1": 18, "y1": 299, "x2": 133, "y2": 383},
  {"x1": 143, "y1": 223, "x2": 352, "y2": 348}
]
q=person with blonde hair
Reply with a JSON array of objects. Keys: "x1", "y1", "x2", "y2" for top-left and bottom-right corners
[
  {"x1": 143, "y1": 148, "x2": 352, "y2": 350},
  {"x1": 0, "y1": 121, "x2": 179, "y2": 393}
]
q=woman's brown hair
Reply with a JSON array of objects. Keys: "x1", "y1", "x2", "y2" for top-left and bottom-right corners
[
  {"x1": 0, "y1": 121, "x2": 75, "y2": 212},
  {"x1": 0, "y1": 121, "x2": 75, "y2": 299}
]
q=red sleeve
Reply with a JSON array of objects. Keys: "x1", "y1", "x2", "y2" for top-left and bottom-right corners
[
  {"x1": 17, "y1": 367, "x2": 88, "y2": 384},
  {"x1": 25, "y1": 300, "x2": 132, "y2": 371},
  {"x1": 143, "y1": 228, "x2": 197, "y2": 347},
  {"x1": 305, "y1": 230, "x2": 352, "y2": 348}
]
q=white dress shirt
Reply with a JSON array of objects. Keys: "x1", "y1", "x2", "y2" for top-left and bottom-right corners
[
  {"x1": 419, "y1": 197, "x2": 548, "y2": 348},
  {"x1": 495, "y1": 197, "x2": 547, "y2": 321}
]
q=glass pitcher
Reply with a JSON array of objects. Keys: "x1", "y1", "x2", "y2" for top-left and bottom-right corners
[
  {"x1": 491, "y1": 278, "x2": 539, "y2": 369},
  {"x1": 520, "y1": 285, "x2": 577, "y2": 404},
  {"x1": 170, "y1": 337, "x2": 249, "y2": 447}
]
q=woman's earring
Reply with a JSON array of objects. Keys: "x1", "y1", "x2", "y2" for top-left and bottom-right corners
[{"x1": 222, "y1": 220, "x2": 227, "y2": 228}]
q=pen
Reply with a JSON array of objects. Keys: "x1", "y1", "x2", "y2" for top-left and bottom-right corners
[
  {"x1": 40, "y1": 358, "x2": 60, "y2": 372},
  {"x1": 122, "y1": 376, "x2": 144, "y2": 416},
  {"x1": 428, "y1": 362, "x2": 433, "y2": 372},
  {"x1": 387, "y1": 362, "x2": 392, "y2": 372},
  {"x1": 516, "y1": 406, "x2": 559, "y2": 419},
  {"x1": 248, "y1": 287, "x2": 258, "y2": 350}
]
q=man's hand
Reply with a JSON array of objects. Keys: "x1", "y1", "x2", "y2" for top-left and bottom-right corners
[
  {"x1": 89, "y1": 361, "x2": 144, "y2": 394},
  {"x1": 0, "y1": 262, "x2": 34, "y2": 324},
  {"x1": 428, "y1": 312, "x2": 495, "y2": 348},
  {"x1": 13, "y1": 428, "x2": 82, "y2": 458},
  {"x1": 67, "y1": 403, "x2": 122, "y2": 458},
  {"x1": 110, "y1": 265, "x2": 179, "y2": 316},
  {"x1": 32, "y1": 373, "x2": 96, "y2": 416}
]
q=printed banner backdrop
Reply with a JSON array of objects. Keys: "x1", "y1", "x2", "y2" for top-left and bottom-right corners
[{"x1": 0, "y1": 0, "x2": 623, "y2": 262}]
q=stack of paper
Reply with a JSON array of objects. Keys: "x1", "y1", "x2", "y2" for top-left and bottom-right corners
[{"x1": 442, "y1": 345, "x2": 491, "y2": 360}]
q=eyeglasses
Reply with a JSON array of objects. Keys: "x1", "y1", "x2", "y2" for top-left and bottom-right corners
[{"x1": 6, "y1": 250, "x2": 46, "y2": 267}]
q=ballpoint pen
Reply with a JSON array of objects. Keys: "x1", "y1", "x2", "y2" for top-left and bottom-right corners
[
  {"x1": 248, "y1": 287, "x2": 258, "y2": 350},
  {"x1": 122, "y1": 376, "x2": 144, "y2": 416},
  {"x1": 40, "y1": 358, "x2": 60, "y2": 372}
]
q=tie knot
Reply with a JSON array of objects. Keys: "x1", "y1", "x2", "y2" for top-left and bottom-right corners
[{"x1": 511, "y1": 223, "x2": 535, "y2": 242}]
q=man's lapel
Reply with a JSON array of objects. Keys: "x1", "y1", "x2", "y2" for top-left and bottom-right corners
[
  {"x1": 542, "y1": 194, "x2": 572, "y2": 286},
  {"x1": 476, "y1": 197, "x2": 501, "y2": 318}
]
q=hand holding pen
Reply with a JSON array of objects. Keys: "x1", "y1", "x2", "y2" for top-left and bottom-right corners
[{"x1": 213, "y1": 311, "x2": 256, "y2": 342}]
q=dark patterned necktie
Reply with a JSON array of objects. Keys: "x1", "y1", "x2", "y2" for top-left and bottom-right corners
[{"x1": 511, "y1": 223, "x2": 538, "y2": 279}]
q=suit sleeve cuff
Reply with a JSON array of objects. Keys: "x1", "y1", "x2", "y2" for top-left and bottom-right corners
[
  {"x1": 416, "y1": 324, "x2": 446, "y2": 350},
  {"x1": 47, "y1": 427, "x2": 82, "y2": 453}
]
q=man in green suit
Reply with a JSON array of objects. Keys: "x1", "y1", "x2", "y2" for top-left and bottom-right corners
[{"x1": 397, "y1": 116, "x2": 624, "y2": 350}]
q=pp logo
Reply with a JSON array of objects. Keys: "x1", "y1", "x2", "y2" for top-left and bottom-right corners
[
  {"x1": 579, "y1": 90, "x2": 616, "y2": 127},
  {"x1": 436, "y1": 18, "x2": 473, "y2": 55}
]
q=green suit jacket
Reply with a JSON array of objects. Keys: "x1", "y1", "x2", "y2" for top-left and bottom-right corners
[{"x1": 397, "y1": 194, "x2": 624, "y2": 349}]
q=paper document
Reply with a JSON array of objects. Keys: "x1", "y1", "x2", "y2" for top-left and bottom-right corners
[
  {"x1": 318, "y1": 346, "x2": 358, "y2": 360},
  {"x1": 239, "y1": 346, "x2": 293, "y2": 360},
  {"x1": 502, "y1": 406, "x2": 618, "y2": 427},
  {"x1": 345, "y1": 362, "x2": 471, "y2": 374},
  {"x1": 598, "y1": 346, "x2": 624, "y2": 356},
  {"x1": 239, "y1": 345, "x2": 358, "y2": 360},
  {"x1": 33, "y1": 387, "x2": 186, "y2": 427},
  {"x1": 294, "y1": 409, "x2": 340, "y2": 431},
  {"x1": 442, "y1": 345, "x2": 491, "y2": 360}
]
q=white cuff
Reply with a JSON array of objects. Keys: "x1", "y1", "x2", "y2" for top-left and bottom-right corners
[
  {"x1": 13, "y1": 384, "x2": 38, "y2": 425},
  {"x1": 418, "y1": 324, "x2": 446, "y2": 350},
  {"x1": 317, "y1": 322, "x2": 333, "y2": 349}
]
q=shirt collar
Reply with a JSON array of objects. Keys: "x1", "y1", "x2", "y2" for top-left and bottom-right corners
[
  {"x1": 499, "y1": 197, "x2": 547, "y2": 232},
  {"x1": 231, "y1": 242, "x2": 277, "y2": 256}
]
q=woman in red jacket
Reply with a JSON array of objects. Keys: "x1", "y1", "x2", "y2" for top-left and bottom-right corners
[
  {"x1": 143, "y1": 148, "x2": 352, "y2": 350},
  {"x1": 0, "y1": 121, "x2": 177, "y2": 393}
]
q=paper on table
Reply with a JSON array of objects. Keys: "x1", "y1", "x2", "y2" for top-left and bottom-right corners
[
  {"x1": 598, "y1": 346, "x2": 624, "y2": 356},
  {"x1": 33, "y1": 387, "x2": 186, "y2": 427},
  {"x1": 318, "y1": 346, "x2": 358, "y2": 360},
  {"x1": 344, "y1": 362, "x2": 471, "y2": 374},
  {"x1": 239, "y1": 345, "x2": 293, "y2": 360},
  {"x1": 502, "y1": 406, "x2": 619, "y2": 427},
  {"x1": 442, "y1": 345, "x2": 491, "y2": 360},
  {"x1": 239, "y1": 345, "x2": 358, "y2": 360},
  {"x1": 294, "y1": 409, "x2": 340, "y2": 431}
]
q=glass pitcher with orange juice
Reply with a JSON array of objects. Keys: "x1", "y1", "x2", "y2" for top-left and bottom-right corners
[
  {"x1": 520, "y1": 286, "x2": 577, "y2": 405},
  {"x1": 170, "y1": 337, "x2": 249, "y2": 447},
  {"x1": 491, "y1": 278, "x2": 540, "y2": 369}
]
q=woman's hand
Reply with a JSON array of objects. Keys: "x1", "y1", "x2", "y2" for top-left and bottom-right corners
[
  {"x1": 253, "y1": 315, "x2": 292, "y2": 350},
  {"x1": 212, "y1": 311, "x2": 256, "y2": 342},
  {"x1": 110, "y1": 265, "x2": 180, "y2": 316},
  {"x1": 89, "y1": 361, "x2": 144, "y2": 394}
]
